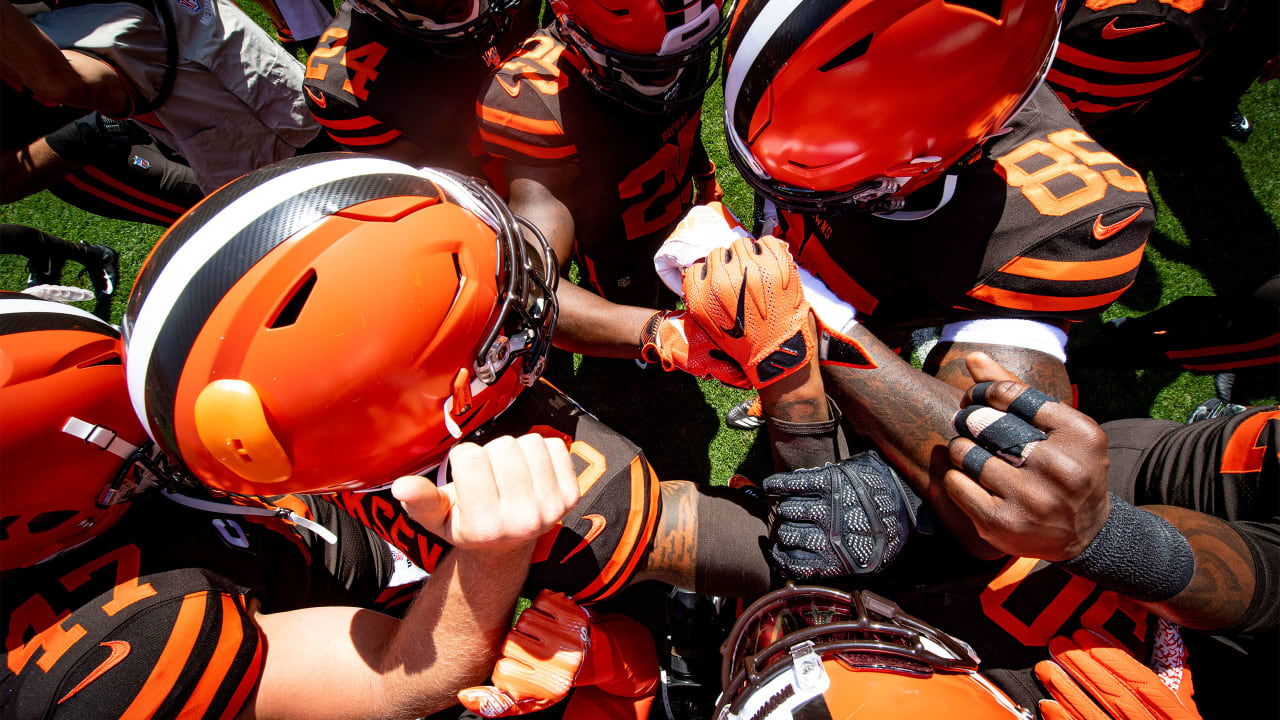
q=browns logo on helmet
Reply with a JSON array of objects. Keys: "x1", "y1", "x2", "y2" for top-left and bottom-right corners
[
  {"x1": 715, "y1": 584, "x2": 1033, "y2": 720},
  {"x1": 124, "y1": 153, "x2": 557, "y2": 496},
  {"x1": 723, "y1": 0, "x2": 1063, "y2": 212},
  {"x1": 553, "y1": 0, "x2": 730, "y2": 112},
  {"x1": 0, "y1": 293, "x2": 155, "y2": 570}
]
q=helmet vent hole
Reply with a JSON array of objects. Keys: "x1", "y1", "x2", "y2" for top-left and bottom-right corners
[
  {"x1": 28, "y1": 510, "x2": 77, "y2": 534},
  {"x1": 0, "y1": 516, "x2": 14, "y2": 540},
  {"x1": 943, "y1": 0, "x2": 1001, "y2": 20},
  {"x1": 269, "y1": 271, "x2": 317, "y2": 329},
  {"x1": 818, "y1": 33, "x2": 872, "y2": 72}
]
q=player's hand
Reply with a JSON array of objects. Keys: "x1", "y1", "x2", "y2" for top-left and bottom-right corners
[
  {"x1": 458, "y1": 590, "x2": 591, "y2": 717},
  {"x1": 693, "y1": 161, "x2": 724, "y2": 205},
  {"x1": 682, "y1": 235, "x2": 814, "y2": 388},
  {"x1": 944, "y1": 353, "x2": 1110, "y2": 561},
  {"x1": 640, "y1": 310, "x2": 750, "y2": 388},
  {"x1": 764, "y1": 451, "x2": 917, "y2": 578},
  {"x1": 1035, "y1": 629, "x2": 1200, "y2": 720},
  {"x1": 392, "y1": 435, "x2": 579, "y2": 550}
]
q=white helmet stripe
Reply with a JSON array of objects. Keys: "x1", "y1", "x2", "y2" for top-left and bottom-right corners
[
  {"x1": 722, "y1": 0, "x2": 807, "y2": 152},
  {"x1": 125, "y1": 156, "x2": 431, "y2": 444}
]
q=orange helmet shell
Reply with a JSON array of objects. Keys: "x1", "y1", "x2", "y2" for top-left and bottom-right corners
[
  {"x1": 1, "y1": 294, "x2": 149, "y2": 570},
  {"x1": 724, "y1": 0, "x2": 1063, "y2": 211},
  {"x1": 124, "y1": 154, "x2": 557, "y2": 496}
]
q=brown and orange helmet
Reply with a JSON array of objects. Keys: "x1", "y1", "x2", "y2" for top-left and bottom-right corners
[
  {"x1": 123, "y1": 153, "x2": 557, "y2": 496},
  {"x1": 723, "y1": 0, "x2": 1063, "y2": 212},
  {"x1": 716, "y1": 584, "x2": 1032, "y2": 720},
  {"x1": 1, "y1": 294, "x2": 154, "y2": 570}
]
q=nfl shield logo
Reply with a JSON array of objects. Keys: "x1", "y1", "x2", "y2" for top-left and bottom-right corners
[
  {"x1": 178, "y1": 0, "x2": 201, "y2": 14},
  {"x1": 131, "y1": 155, "x2": 151, "y2": 170}
]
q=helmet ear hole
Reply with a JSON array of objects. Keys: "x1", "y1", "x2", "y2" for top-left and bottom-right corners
[
  {"x1": 269, "y1": 270, "x2": 318, "y2": 329},
  {"x1": 28, "y1": 510, "x2": 78, "y2": 534}
]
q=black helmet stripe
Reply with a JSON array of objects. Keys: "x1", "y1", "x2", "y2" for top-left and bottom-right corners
[
  {"x1": 0, "y1": 294, "x2": 118, "y2": 338},
  {"x1": 127, "y1": 156, "x2": 442, "y2": 466},
  {"x1": 725, "y1": 0, "x2": 852, "y2": 146}
]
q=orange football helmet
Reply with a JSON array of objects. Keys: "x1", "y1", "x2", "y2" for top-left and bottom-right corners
[
  {"x1": 553, "y1": 0, "x2": 729, "y2": 112},
  {"x1": 349, "y1": 0, "x2": 524, "y2": 53},
  {"x1": 123, "y1": 153, "x2": 558, "y2": 496},
  {"x1": 723, "y1": 0, "x2": 1063, "y2": 211},
  {"x1": 715, "y1": 584, "x2": 1033, "y2": 720},
  {"x1": 0, "y1": 293, "x2": 155, "y2": 571}
]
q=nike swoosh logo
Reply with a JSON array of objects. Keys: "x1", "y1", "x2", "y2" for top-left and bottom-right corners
[
  {"x1": 718, "y1": 274, "x2": 748, "y2": 339},
  {"x1": 59, "y1": 641, "x2": 131, "y2": 704},
  {"x1": 560, "y1": 514, "x2": 606, "y2": 564},
  {"x1": 496, "y1": 74, "x2": 522, "y2": 98},
  {"x1": 1092, "y1": 208, "x2": 1144, "y2": 240},
  {"x1": 1102, "y1": 18, "x2": 1165, "y2": 39},
  {"x1": 304, "y1": 86, "x2": 327, "y2": 109}
]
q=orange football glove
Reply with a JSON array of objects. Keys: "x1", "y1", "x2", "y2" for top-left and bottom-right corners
[
  {"x1": 682, "y1": 235, "x2": 814, "y2": 388},
  {"x1": 458, "y1": 591, "x2": 590, "y2": 717},
  {"x1": 640, "y1": 310, "x2": 750, "y2": 389},
  {"x1": 1035, "y1": 629, "x2": 1200, "y2": 720}
]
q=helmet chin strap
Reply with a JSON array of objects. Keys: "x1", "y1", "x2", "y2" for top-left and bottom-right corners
[
  {"x1": 159, "y1": 487, "x2": 339, "y2": 545},
  {"x1": 62, "y1": 417, "x2": 141, "y2": 459},
  {"x1": 874, "y1": 174, "x2": 959, "y2": 221}
]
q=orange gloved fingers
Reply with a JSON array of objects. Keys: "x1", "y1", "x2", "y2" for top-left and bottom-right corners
[
  {"x1": 457, "y1": 591, "x2": 591, "y2": 717},
  {"x1": 563, "y1": 685, "x2": 655, "y2": 720},
  {"x1": 576, "y1": 613, "x2": 660, "y2": 697},
  {"x1": 641, "y1": 310, "x2": 751, "y2": 388},
  {"x1": 1040, "y1": 631, "x2": 1201, "y2": 720},
  {"x1": 1035, "y1": 658, "x2": 1112, "y2": 720},
  {"x1": 682, "y1": 235, "x2": 814, "y2": 388}
]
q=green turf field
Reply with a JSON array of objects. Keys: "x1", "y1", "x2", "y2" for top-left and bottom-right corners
[{"x1": 2, "y1": 60, "x2": 1276, "y2": 488}]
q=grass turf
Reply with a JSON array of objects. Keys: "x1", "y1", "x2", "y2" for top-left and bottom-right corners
[{"x1": 2, "y1": 70, "x2": 1276, "y2": 488}]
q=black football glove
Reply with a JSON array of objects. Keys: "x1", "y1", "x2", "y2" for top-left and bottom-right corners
[{"x1": 764, "y1": 451, "x2": 919, "y2": 580}]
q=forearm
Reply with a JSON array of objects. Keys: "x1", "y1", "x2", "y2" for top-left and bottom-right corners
[
  {"x1": 247, "y1": 545, "x2": 534, "y2": 720},
  {"x1": 552, "y1": 281, "x2": 656, "y2": 357},
  {"x1": 0, "y1": 2, "x2": 131, "y2": 115},
  {"x1": 1139, "y1": 506, "x2": 1257, "y2": 631},
  {"x1": 821, "y1": 324, "x2": 999, "y2": 555},
  {"x1": 759, "y1": 315, "x2": 830, "y2": 423},
  {"x1": 927, "y1": 340, "x2": 1073, "y2": 400},
  {"x1": 1, "y1": 139, "x2": 75, "y2": 203}
]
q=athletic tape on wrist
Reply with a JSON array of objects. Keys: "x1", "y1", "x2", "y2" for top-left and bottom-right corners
[
  {"x1": 953, "y1": 405, "x2": 1047, "y2": 467},
  {"x1": 1057, "y1": 493, "x2": 1195, "y2": 602}
]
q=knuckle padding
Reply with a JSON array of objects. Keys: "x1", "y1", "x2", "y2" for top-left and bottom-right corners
[
  {"x1": 954, "y1": 405, "x2": 1047, "y2": 467},
  {"x1": 1057, "y1": 493, "x2": 1195, "y2": 601}
]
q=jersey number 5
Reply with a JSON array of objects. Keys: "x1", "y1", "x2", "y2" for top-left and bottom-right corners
[{"x1": 996, "y1": 129, "x2": 1147, "y2": 217}]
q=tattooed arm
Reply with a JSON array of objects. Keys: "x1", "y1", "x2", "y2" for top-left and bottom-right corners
[{"x1": 1141, "y1": 506, "x2": 1258, "y2": 631}]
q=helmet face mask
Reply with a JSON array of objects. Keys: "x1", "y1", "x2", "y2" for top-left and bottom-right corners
[
  {"x1": 722, "y1": 0, "x2": 1063, "y2": 213},
  {"x1": 554, "y1": 0, "x2": 729, "y2": 113},
  {"x1": 124, "y1": 154, "x2": 558, "y2": 496},
  {"x1": 0, "y1": 294, "x2": 154, "y2": 570},
  {"x1": 349, "y1": 0, "x2": 524, "y2": 56},
  {"x1": 715, "y1": 585, "x2": 1032, "y2": 720}
]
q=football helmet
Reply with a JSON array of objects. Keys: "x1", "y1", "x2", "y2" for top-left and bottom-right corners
[
  {"x1": 553, "y1": 0, "x2": 729, "y2": 113},
  {"x1": 723, "y1": 0, "x2": 1063, "y2": 212},
  {"x1": 0, "y1": 293, "x2": 154, "y2": 571},
  {"x1": 715, "y1": 584, "x2": 1033, "y2": 720},
  {"x1": 349, "y1": 0, "x2": 524, "y2": 54},
  {"x1": 123, "y1": 153, "x2": 558, "y2": 496}
]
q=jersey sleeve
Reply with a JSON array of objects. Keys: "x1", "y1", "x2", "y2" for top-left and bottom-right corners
[
  {"x1": 476, "y1": 33, "x2": 579, "y2": 167},
  {"x1": 302, "y1": 26, "x2": 403, "y2": 149},
  {"x1": 3, "y1": 568, "x2": 264, "y2": 720}
]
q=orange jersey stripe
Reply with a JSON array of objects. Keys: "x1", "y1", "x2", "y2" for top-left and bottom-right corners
[
  {"x1": 64, "y1": 175, "x2": 174, "y2": 224},
  {"x1": 477, "y1": 102, "x2": 566, "y2": 138},
  {"x1": 1058, "y1": 96, "x2": 1145, "y2": 114},
  {"x1": 478, "y1": 128, "x2": 576, "y2": 161},
  {"x1": 120, "y1": 592, "x2": 208, "y2": 720},
  {"x1": 1047, "y1": 67, "x2": 1190, "y2": 99},
  {"x1": 313, "y1": 114, "x2": 379, "y2": 131},
  {"x1": 592, "y1": 458, "x2": 662, "y2": 602},
  {"x1": 330, "y1": 128, "x2": 402, "y2": 147},
  {"x1": 792, "y1": 238, "x2": 879, "y2": 316},
  {"x1": 1166, "y1": 332, "x2": 1280, "y2": 359},
  {"x1": 575, "y1": 456, "x2": 655, "y2": 602},
  {"x1": 1054, "y1": 44, "x2": 1200, "y2": 75},
  {"x1": 1181, "y1": 355, "x2": 1280, "y2": 372},
  {"x1": 176, "y1": 594, "x2": 245, "y2": 718},
  {"x1": 217, "y1": 606, "x2": 264, "y2": 720},
  {"x1": 998, "y1": 243, "x2": 1145, "y2": 283},
  {"x1": 82, "y1": 166, "x2": 188, "y2": 214},
  {"x1": 967, "y1": 284, "x2": 1130, "y2": 313}
]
